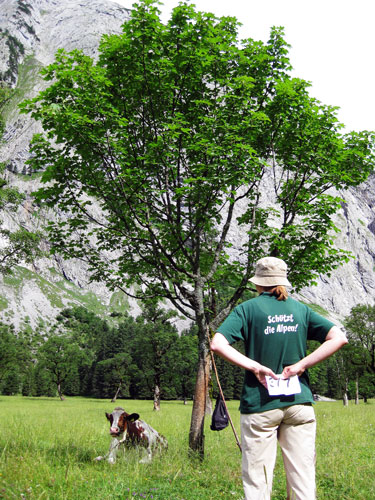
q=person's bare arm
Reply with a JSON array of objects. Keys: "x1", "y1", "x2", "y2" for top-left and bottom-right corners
[
  {"x1": 281, "y1": 326, "x2": 348, "y2": 379},
  {"x1": 210, "y1": 332, "x2": 278, "y2": 388}
]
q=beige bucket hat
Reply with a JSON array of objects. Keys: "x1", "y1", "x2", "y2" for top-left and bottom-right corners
[{"x1": 249, "y1": 257, "x2": 291, "y2": 287}]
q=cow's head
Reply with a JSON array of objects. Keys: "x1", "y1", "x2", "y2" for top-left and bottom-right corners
[{"x1": 105, "y1": 407, "x2": 140, "y2": 437}]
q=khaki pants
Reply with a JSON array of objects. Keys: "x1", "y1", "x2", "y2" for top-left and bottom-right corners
[{"x1": 240, "y1": 405, "x2": 316, "y2": 500}]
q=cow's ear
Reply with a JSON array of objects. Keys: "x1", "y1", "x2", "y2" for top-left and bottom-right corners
[
  {"x1": 127, "y1": 413, "x2": 139, "y2": 422},
  {"x1": 105, "y1": 412, "x2": 111, "y2": 420}
]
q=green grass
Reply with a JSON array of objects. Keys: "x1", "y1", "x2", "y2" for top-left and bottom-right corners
[
  {"x1": 300, "y1": 301, "x2": 330, "y2": 317},
  {"x1": 109, "y1": 291, "x2": 131, "y2": 314},
  {"x1": 2, "y1": 55, "x2": 43, "y2": 123},
  {"x1": 0, "y1": 296, "x2": 8, "y2": 311},
  {"x1": 0, "y1": 397, "x2": 374, "y2": 499}
]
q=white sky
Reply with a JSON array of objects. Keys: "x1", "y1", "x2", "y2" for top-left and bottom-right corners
[{"x1": 115, "y1": 0, "x2": 375, "y2": 133}]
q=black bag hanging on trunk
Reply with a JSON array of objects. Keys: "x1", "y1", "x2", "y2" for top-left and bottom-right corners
[{"x1": 210, "y1": 393, "x2": 229, "y2": 431}]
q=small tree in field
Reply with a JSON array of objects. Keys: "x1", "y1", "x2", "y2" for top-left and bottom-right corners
[
  {"x1": 133, "y1": 302, "x2": 179, "y2": 410},
  {"x1": 92, "y1": 352, "x2": 132, "y2": 401},
  {"x1": 344, "y1": 304, "x2": 375, "y2": 374},
  {"x1": 38, "y1": 336, "x2": 87, "y2": 400},
  {"x1": 21, "y1": 1, "x2": 374, "y2": 455},
  {"x1": 344, "y1": 304, "x2": 375, "y2": 402}
]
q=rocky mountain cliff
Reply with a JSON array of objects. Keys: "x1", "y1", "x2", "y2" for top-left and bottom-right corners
[
  {"x1": 0, "y1": 0, "x2": 141, "y2": 330},
  {"x1": 1, "y1": 0, "x2": 374, "y2": 330}
]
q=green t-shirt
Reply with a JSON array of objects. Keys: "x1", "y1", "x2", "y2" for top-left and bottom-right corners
[{"x1": 217, "y1": 293, "x2": 335, "y2": 414}]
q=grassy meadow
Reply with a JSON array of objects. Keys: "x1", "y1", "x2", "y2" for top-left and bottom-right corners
[{"x1": 0, "y1": 396, "x2": 374, "y2": 500}]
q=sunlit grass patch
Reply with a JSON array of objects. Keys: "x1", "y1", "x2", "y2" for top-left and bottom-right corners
[{"x1": 0, "y1": 397, "x2": 374, "y2": 499}]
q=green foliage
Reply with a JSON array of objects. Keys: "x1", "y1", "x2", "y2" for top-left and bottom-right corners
[
  {"x1": 32, "y1": 362, "x2": 56, "y2": 397},
  {"x1": 132, "y1": 317, "x2": 178, "y2": 400},
  {"x1": 29, "y1": 305, "x2": 198, "y2": 402},
  {"x1": 306, "y1": 340, "x2": 342, "y2": 398},
  {"x1": 92, "y1": 353, "x2": 132, "y2": 399},
  {"x1": 1, "y1": 368, "x2": 21, "y2": 395},
  {"x1": 166, "y1": 329, "x2": 198, "y2": 401},
  {"x1": 0, "y1": 300, "x2": 372, "y2": 405},
  {"x1": 19, "y1": 0, "x2": 375, "y2": 328},
  {"x1": 0, "y1": 82, "x2": 14, "y2": 136},
  {"x1": 38, "y1": 336, "x2": 90, "y2": 399},
  {"x1": 0, "y1": 321, "x2": 36, "y2": 396},
  {"x1": 255, "y1": 74, "x2": 375, "y2": 286},
  {"x1": 0, "y1": 225, "x2": 43, "y2": 275},
  {"x1": 344, "y1": 304, "x2": 375, "y2": 373},
  {"x1": 340, "y1": 304, "x2": 375, "y2": 400},
  {"x1": 0, "y1": 303, "x2": 348, "y2": 402},
  {"x1": 356, "y1": 372, "x2": 375, "y2": 401},
  {"x1": 0, "y1": 322, "x2": 30, "y2": 385},
  {"x1": 0, "y1": 323, "x2": 19, "y2": 383},
  {"x1": 212, "y1": 339, "x2": 244, "y2": 399}
]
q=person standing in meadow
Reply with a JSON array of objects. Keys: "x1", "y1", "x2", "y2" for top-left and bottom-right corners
[{"x1": 210, "y1": 256, "x2": 348, "y2": 500}]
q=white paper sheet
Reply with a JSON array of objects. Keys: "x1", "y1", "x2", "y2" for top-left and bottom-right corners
[{"x1": 265, "y1": 375, "x2": 301, "y2": 396}]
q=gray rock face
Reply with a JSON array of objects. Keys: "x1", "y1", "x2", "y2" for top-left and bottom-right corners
[
  {"x1": 0, "y1": 0, "x2": 132, "y2": 328},
  {"x1": 1, "y1": 0, "x2": 130, "y2": 173},
  {"x1": 0, "y1": 0, "x2": 374, "y2": 330},
  {"x1": 0, "y1": 0, "x2": 129, "y2": 76},
  {"x1": 297, "y1": 177, "x2": 375, "y2": 322}
]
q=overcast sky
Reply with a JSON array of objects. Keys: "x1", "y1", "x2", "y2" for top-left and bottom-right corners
[{"x1": 115, "y1": 0, "x2": 375, "y2": 133}]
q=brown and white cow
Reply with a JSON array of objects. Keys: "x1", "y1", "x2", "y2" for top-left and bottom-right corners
[{"x1": 94, "y1": 407, "x2": 168, "y2": 464}]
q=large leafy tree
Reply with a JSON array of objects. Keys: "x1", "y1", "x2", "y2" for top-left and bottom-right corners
[
  {"x1": 132, "y1": 302, "x2": 180, "y2": 410},
  {"x1": 54, "y1": 306, "x2": 119, "y2": 396},
  {"x1": 166, "y1": 329, "x2": 198, "y2": 403},
  {"x1": 21, "y1": 1, "x2": 375, "y2": 455},
  {"x1": 0, "y1": 322, "x2": 28, "y2": 387},
  {"x1": 92, "y1": 352, "x2": 132, "y2": 400},
  {"x1": 344, "y1": 304, "x2": 375, "y2": 375},
  {"x1": 332, "y1": 303, "x2": 375, "y2": 404},
  {"x1": 37, "y1": 336, "x2": 88, "y2": 400}
]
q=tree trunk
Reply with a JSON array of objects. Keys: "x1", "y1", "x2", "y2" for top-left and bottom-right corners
[
  {"x1": 111, "y1": 383, "x2": 121, "y2": 403},
  {"x1": 188, "y1": 281, "x2": 213, "y2": 458},
  {"x1": 342, "y1": 377, "x2": 349, "y2": 406},
  {"x1": 355, "y1": 374, "x2": 359, "y2": 405},
  {"x1": 57, "y1": 383, "x2": 65, "y2": 401},
  {"x1": 343, "y1": 392, "x2": 349, "y2": 406},
  {"x1": 153, "y1": 384, "x2": 161, "y2": 411},
  {"x1": 189, "y1": 350, "x2": 211, "y2": 458}
]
